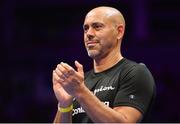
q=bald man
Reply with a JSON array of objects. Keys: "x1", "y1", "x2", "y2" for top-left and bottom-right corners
[{"x1": 52, "y1": 6, "x2": 155, "y2": 123}]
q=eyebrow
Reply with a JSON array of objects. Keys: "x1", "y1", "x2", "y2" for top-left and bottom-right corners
[{"x1": 83, "y1": 22, "x2": 104, "y2": 27}]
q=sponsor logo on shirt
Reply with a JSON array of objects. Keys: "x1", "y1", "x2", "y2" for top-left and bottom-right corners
[
  {"x1": 72, "y1": 101, "x2": 109, "y2": 116},
  {"x1": 94, "y1": 86, "x2": 115, "y2": 95}
]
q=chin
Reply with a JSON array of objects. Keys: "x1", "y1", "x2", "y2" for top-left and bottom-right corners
[{"x1": 87, "y1": 51, "x2": 100, "y2": 59}]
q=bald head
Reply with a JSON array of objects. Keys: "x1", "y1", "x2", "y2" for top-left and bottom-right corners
[
  {"x1": 85, "y1": 6, "x2": 125, "y2": 27},
  {"x1": 83, "y1": 6, "x2": 125, "y2": 60}
]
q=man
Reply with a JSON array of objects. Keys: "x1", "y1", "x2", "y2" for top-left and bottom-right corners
[{"x1": 52, "y1": 6, "x2": 155, "y2": 123}]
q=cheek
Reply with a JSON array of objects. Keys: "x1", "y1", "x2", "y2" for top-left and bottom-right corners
[
  {"x1": 105, "y1": 31, "x2": 117, "y2": 43},
  {"x1": 99, "y1": 32, "x2": 112, "y2": 43},
  {"x1": 96, "y1": 32, "x2": 108, "y2": 42},
  {"x1": 99, "y1": 29, "x2": 114, "y2": 39},
  {"x1": 83, "y1": 35, "x2": 87, "y2": 45},
  {"x1": 84, "y1": 34, "x2": 86, "y2": 40},
  {"x1": 100, "y1": 34, "x2": 117, "y2": 48}
]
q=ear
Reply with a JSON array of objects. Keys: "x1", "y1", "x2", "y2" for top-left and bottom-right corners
[{"x1": 117, "y1": 24, "x2": 125, "y2": 40}]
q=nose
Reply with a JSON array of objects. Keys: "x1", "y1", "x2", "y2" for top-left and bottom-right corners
[{"x1": 86, "y1": 27, "x2": 95, "y2": 40}]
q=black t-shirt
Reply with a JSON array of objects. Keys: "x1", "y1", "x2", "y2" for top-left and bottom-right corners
[{"x1": 72, "y1": 58, "x2": 156, "y2": 123}]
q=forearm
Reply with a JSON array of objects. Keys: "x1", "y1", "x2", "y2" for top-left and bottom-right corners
[
  {"x1": 75, "y1": 86, "x2": 128, "y2": 123},
  {"x1": 53, "y1": 110, "x2": 72, "y2": 123}
]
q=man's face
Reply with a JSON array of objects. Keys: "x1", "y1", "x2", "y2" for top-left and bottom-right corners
[{"x1": 83, "y1": 11, "x2": 119, "y2": 59}]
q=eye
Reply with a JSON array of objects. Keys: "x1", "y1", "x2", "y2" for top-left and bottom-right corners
[
  {"x1": 94, "y1": 25, "x2": 101, "y2": 29},
  {"x1": 83, "y1": 25, "x2": 89, "y2": 32},
  {"x1": 93, "y1": 23, "x2": 104, "y2": 31}
]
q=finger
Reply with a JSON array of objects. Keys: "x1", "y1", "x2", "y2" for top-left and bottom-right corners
[
  {"x1": 53, "y1": 70, "x2": 59, "y2": 84},
  {"x1": 57, "y1": 63, "x2": 68, "y2": 72},
  {"x1": 55, "y1": 68, "x2": 67, "y2": 81},
  {"x1": 53, "y1": 70, "x2": 65, "y2": 83},
  {"x1": 61, "y1": 62, "x2": 76, "y2": 76},
  {"x1": 53, "y1": 72, "x2": 64, "y2": 91},
  {"x1": 75, "y1": 60, "x2": 84, "y2": 75},
  {"x1": 57, "y1": 63, "x2": 71, "y2": 77}
]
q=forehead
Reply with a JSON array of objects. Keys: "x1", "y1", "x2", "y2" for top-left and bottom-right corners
[{"x1": 84, "y1": 11, "x2": 109, "y2": 25}]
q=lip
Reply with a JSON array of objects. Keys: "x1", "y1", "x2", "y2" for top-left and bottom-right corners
[
  {"x1": 87, "y1": 41, "x2": 98, "y2": 45},
  {"x1": 86, "y1": 41, "x2": 98, "y2": 47}
]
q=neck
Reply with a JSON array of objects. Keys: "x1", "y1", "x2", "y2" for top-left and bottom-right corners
[{"x1": 93, "y1": 49, "x2": 123, "y2": 73}]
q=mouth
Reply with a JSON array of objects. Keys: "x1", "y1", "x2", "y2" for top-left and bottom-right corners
[{"x1": 86, "y1": 41, "x2": 98, "y2": 47}]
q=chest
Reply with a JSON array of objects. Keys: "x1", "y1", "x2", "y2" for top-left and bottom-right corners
[{"x1": 85, "y1": 73, "x2": 120, "y2": 107}]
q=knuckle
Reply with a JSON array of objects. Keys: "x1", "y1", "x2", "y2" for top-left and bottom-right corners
[
  {"x1": 55, "y1": 68, "x2": 59, "y2": 73},
  {"x1": 57, "y1": 64, "x2": 60, "y2": 68},
  {"x1": 69, "y1": 69, "x2": 75, "y2": 74}
]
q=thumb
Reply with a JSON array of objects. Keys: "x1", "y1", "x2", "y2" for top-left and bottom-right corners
[{"x1": 75, "y1": 60, "x2": 84, "y2": 75}]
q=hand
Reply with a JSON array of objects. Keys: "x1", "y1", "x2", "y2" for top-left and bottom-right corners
[
  {"x1": 55, "y1": 61, "x2": 85, "y2": 97},
  {"x1": 52, "y1": 70, "x2": 72, "y2": 107}
]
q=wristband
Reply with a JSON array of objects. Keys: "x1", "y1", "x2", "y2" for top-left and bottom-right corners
[{"x1": 58, "y1": 103, "x2": 73, "y2": 113}]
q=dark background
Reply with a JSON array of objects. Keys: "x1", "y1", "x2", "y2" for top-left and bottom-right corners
[{"x1": 0, "y1": 0, "x2": 180, "y2": 122}]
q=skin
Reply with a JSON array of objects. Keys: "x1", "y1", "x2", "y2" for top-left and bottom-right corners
[{"x1": 53, "y1": 6, "x2": 142, "y2": 123}]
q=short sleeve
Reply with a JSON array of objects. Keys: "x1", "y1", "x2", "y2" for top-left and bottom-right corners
[{"x1": 113, "y1": 64, "x2": 155, "y2": 115}]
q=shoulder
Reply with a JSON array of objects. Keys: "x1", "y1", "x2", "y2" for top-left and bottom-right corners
[
  {"x1": 119, "y1": 59, "x2": 155, "y2": 92},
  {"x1": 121, "y1": 59, "x2": 154, "y2": 80}
]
